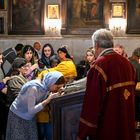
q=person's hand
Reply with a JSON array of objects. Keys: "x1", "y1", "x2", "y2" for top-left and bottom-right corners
[
  {"x1": 3, "y1": 77, "x2": 11, "y2": 84},
  {"x1": 1, "y1": 87, "x2": 7, "y2": 94},
  {"x1": 58, "y1": 87, "x2": 65, "y2": 95},
  {"x1": 42, "y1": 92, "x2": 61, "y2": 107},
  {"x1": 48, "y1": 92, "x2": 61, "y2": 100}
]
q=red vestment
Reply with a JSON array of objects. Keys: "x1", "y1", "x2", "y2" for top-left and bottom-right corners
[{"x1": 77, "y1": 49, "x2": 136, "y2": 140}]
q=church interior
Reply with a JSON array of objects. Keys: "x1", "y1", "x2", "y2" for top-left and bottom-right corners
[
  {"x1": 0, "y1": 0, "x2": 140, "y2": 63},
  {"x1": 0, "y1": 0, "x2": 140, "y2": 140}
]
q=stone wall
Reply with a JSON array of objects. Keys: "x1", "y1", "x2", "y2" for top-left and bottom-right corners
[
  {"x1": 0, "y1": 0, "x2": 139, "y2": 64},
  {"x1": 0, "y1": 36, "x2": 140, "y2": 64}
]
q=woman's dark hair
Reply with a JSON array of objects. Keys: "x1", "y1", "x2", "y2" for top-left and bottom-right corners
[
  {"x1": 55, "y1": 76, "x2": 65, "y2": 85},
  {"x1": 11, "y1": 57, "x2": 27, "y2": 76},
  {"x1": 57, "y1": 47, "x2": 72, "y2": 59},
  {"x1": 41, "y1": 43, "x2": 56, "y2": 68},
  {"x1": 15, "y1": 43, "x2": 24, "y2": 52},
  {"x1": 21, "y1": 45, "x2": 35, "y2": 64},
  {"x1": 42, "y1": 43, "x2": 55, "y2": 57}
]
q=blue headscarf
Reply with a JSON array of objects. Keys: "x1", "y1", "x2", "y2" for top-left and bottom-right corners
[{"x1": 20, "y1": 71, "x2": 63, "y2": 95}]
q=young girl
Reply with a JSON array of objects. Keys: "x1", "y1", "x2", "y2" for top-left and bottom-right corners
[
  {"x1": 6, "y1": 71, "x2": 65, "y2": 140},
  {"x1": 21, "y1": 45, "x2": 39, "y2": 80},
  {"x1": 76, "y1": 47, "x2": 95, "y2": 80}
]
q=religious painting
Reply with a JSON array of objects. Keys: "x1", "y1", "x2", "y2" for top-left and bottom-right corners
[
  {"x1": 0, "y1": 0, "x2": 5, "y2": 10},
  {"x1": 0, "y1": 17, "x2": 4, "y2": 34},
  {"x1": 61, "y1": 0, "x2": 106, "y2": 35},
  {"x1": 47, "y1": 4, "x2": 60, "y2": 19},
  {"x1": 127, "y1": 0, "x2": 140, "y2": 34},
  {"x1": 8, "y1": 0, "x2": 45, "y2": 35},
  {"x1": 111, "y1": 2, "x2": 125, "y2": 18}
]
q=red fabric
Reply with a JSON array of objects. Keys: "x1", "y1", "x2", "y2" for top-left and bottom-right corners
[{"x1": 78, "y1": 52, "x2": 136, "y2": 140}]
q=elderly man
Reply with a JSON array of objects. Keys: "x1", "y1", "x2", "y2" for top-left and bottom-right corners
[{"x1": 77, "y1": 29, "x2": 136, "y2": 140}]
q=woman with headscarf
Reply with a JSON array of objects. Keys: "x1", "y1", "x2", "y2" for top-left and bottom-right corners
[
  {"x1": 6, "y1": 71, "x2": 65, "y2": 140},
  {"x1": 36, "y1": 47, "x2": 77, "y2": 140},
  {"x1": 38, "y1": 46, "x2": 77, "y2": 83},
  {"x1": 39, "y1": 43, "x2": 59, "y2": 69}
]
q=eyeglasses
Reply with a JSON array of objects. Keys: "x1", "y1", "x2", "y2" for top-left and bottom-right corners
[{"x1": 21, "y1": 64, "x2": 30, "y2": 69}]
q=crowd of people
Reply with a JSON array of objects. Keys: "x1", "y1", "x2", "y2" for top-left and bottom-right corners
[{"x1": 0, "y1": 29, "x2": 140, "y2": 140}]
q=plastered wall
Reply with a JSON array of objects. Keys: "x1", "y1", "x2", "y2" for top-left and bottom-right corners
[{"x1": 0, "y1": 36, "x2": 140, "y2": 64}]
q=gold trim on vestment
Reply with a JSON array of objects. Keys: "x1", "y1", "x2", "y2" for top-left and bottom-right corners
[
  {"x1": 106, "y1": 81, "x2": 135, "y2": 92},
  {"x1": 136, "y1": 82, "x2": 140, "y2": 91},
  {"x1": 80, "y1": 117, "x2": 97, "y2": 128},
  {"x1": 123, "y1": 89, "x2": 131, "y2": 100},
  {"x1": 94, "y1": 65, "x2": 107, "y2": 82}
]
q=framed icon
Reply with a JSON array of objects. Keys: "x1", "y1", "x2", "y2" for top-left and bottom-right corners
[
  {"x1": 47, "y1": 4, "x2": 60, "y2": 19},
  {"x1": 127, "y1": 0, "x2": 140, "y2": 34},
  {"x1": 111, "y1": 2, "x2": 125, "y2": 18},
  {"x1": 8, "y1": 0, "x2": 45, "y2": 35},
  {"x1": 0, "y1": 0, "x2": 6, "y2": 10},
  {"x1": 61, "y1": 0, "x2": 106, "y2": 35}
]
